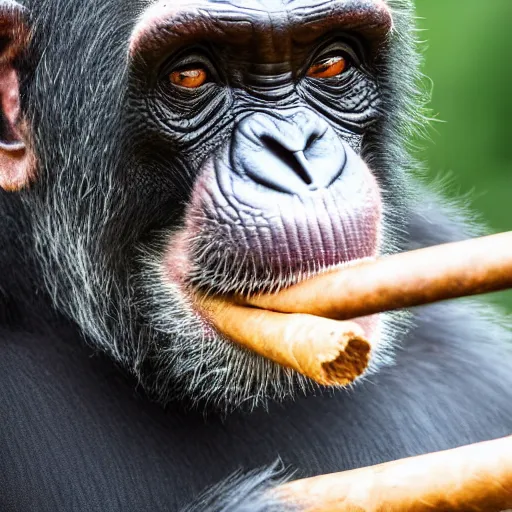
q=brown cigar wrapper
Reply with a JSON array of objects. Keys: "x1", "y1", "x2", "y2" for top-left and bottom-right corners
[
  {"x1": 276, "y1": 435, "x2": 512, "y2": 512},
  {"x1": 198, "y1": 295, "x2": 371, "y2": 386},
  {"x1": 239, "y1": 231, "x2": 512, "y2": 320}
]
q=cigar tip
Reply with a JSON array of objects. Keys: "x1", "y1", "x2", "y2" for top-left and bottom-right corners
[{"x1": 321, "y1": 337, "x2": 371, "y2": 386}]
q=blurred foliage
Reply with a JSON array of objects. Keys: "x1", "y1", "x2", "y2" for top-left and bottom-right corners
[{"x1": 414, "y1": 0, "x2": 512, "y2": 311}]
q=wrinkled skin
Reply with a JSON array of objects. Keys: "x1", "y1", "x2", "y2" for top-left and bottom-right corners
[{"x1": 0, "y1": 0, "x2": 511, "y2": 511}]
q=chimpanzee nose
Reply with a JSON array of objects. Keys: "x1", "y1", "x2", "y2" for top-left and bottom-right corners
[{"x1": 231, "y1": 110, "x2": 347, "y2": 194}]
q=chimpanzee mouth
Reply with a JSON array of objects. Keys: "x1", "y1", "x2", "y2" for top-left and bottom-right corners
[
  {"x1": 161, "y1": 204, "x2": 380, "y2": 300},
  {"x1": 161, "y1": 215, "x2": 380, "y2": 311},
  {"x1": 160, "y1": 226, "x2": 382, "y2": 344}
]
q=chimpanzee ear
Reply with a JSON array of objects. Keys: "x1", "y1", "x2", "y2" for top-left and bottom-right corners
[{"x1": 0, "y1": 0, "x2": 32, "y2": 192}]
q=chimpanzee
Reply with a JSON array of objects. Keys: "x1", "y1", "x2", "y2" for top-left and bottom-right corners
[{"x1": 0, "y1": 0, "x2": 511, "y2": 510}]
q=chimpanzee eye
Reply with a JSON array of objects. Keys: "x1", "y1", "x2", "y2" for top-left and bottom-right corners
[
  {"x1": 307, "y1": 56, "x2": 348, "y2": 79},
  {"x1": 170, "y1": 66, "x2": 209, "y2": 89}
]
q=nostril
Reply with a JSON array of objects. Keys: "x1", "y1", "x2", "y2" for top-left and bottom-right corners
[
  {"x1": 261, "y1": 135, "x2": 292, "y2": 164},
  {"x1": 235, "y1": 113, "x2": 344, "y2": 194},
  {"x1": 305, "y1": 133, "x2": 318, "y2": 151},
  {"x1": 261, "y1": 135, "x2": 313, "y2": 186}
]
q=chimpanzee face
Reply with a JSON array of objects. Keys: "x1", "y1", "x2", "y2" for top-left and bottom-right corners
[
  {"x1": 0, "y1": 0, "x2": 414, "y2": 411},
  {"x1": 128, "y1": 0, "x2": 389, "y2": 293}
]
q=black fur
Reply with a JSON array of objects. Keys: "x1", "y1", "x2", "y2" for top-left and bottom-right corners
[{"x1": 0, "y1": 0, "x2": 511, "y2": 510}]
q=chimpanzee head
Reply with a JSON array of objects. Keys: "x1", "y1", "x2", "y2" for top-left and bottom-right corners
[{"x1": 0, "y1": 0, "x2": 422, "y2": 411}]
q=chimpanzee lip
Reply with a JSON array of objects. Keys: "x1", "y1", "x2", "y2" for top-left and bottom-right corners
[
  {"x1": 189, "y1": 254, "x2": 376, "y2": 297},
  {"x1": 161, "y1": 219, "x2": 380, "y2": 299},
  {"x1": 162, "y1": 231, "x2": 378, "y2": 309}
]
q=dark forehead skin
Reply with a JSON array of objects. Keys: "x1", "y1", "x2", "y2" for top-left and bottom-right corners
[{"x1": 130, "y1": 0, "x2": 393, "y2": 63}]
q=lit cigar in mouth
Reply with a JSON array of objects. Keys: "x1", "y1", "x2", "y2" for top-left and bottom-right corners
[{"x1": 198, "y1": 232, "x2": 512, "y2": 386}]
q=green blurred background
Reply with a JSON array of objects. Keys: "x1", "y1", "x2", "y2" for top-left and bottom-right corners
[{"x1": 415, "y1": 0, "x2": 512, "y2": 311}]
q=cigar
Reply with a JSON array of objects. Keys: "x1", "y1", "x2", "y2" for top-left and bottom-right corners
[
  {"x1": 276, "y1": 435, "x2": 512, "y2": 511},
  {"x1": 239, "y1": 231, "x2": 512, "y2": 320},
  {"x1": 198, "y1": 296, "x2": 370, "y2": 386},
  {"x1": 196, "y1": 231, "x2": 512, "y2": 387}
]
